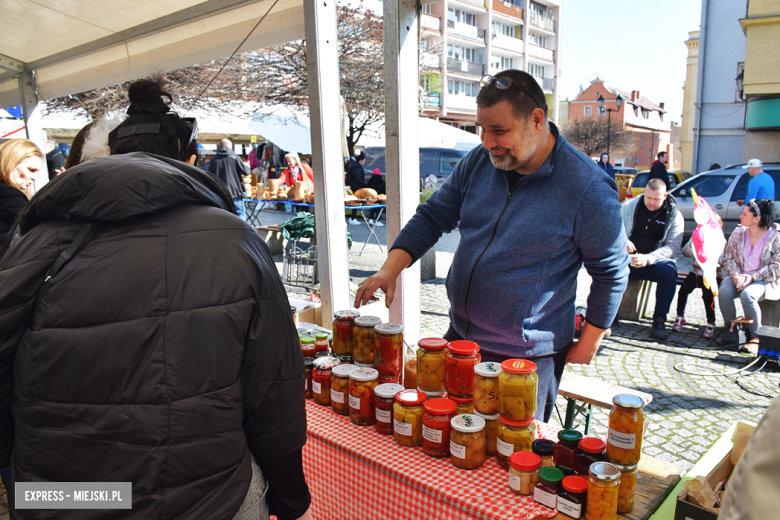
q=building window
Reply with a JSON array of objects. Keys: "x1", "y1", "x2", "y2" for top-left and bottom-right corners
[
  {"x1": 633, "y1": 106, "x2": 639, "y2": 117},
  {"x1": 448, "y1": 45, "x2": 482, "y2": 63},
  {"x1": 641, "y1": 109, "x2": 650, "y2": 119},
  {"x1": 640, "y1": 135, "x2": 644, "y2": 147},
  {"x1": 529, "y1": 32, "x2": 547, "y2": 47},
  {"x1": 492, "y1": 22, "x2": 516, "y2": 37},
  {"x1": 422, "y1": 4, "x2": 431, "y2": 14},
  {"x1": 529, "y1": 64, "x2": 545, "y2": 78},
  {"x1": 530, "y1": 1, "x2": 546, "y2": 15},
  {"x1": 584, "y1": 106, "x2": 592, "y2": 117},
  {"x1": 659, "y1": 112, "x2": 664, "y2": 122},
  {"x1": 448, "y1": 8, "x2": 475, "y2": 26}
]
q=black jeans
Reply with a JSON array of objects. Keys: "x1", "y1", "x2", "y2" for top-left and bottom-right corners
[{"x1": 676, "y1": 272, "x2": 720, "y2": 323}]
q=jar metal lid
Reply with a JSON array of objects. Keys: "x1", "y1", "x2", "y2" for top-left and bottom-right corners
[
  {"x1": 303, "y1": 357, "x2": 315, "y2": 368},
  {"x1": 532, "y1": 439, "x2": 555, "y2": 456},
  {"x1": 579, "y1": 437, "x2": 606, "y2": 454},
  {"x1": 557, "y1": 429, "x2": 583, "y2": 444},
  {"x1": 354, "y1": 316, "x2": 382, "y2": 327},
  {"x1": 350, "y1": 367, "x2": 378, "y2": 381},
  {"x1": 501, "y1": 358, "x2": 538, "y2": 374},
  {"x1": 509, "y1": 451, "x2": 541, "y2": 472},
  {"x1": 447, "y1": 340, "x2": 480, "y2": 355},
  {"x1": 315, "y1": 351, "x2": 331, "y2": 358},
  {"x1": 315, "y1": 332, "x2": 329, "y2": 339},
  {"x1": 374, "y1": 383, "x2": 405, "y2": 398},
  {"x1": 334, "y1": 310, "x2": 361, "y2": 320},
  {"x1": 418, "y1": 388, "x2": 446, "y2": 398},
  {"x1": 448, "y1": 395, "x2": 473, "y2": 404},
  {"x1": 474, "y1": 361, "x2": 503, "y2": 377},
  {"x1": 375, "y1": 322, "x2": 404, "y2": 334},
  {"x1": 424, "y1": 397, "x2": 457, "y2": 415},
  {"x1": 538, "y1": 466, "x2": 565, "y2": 485},
  {"x1": 589, "y1": 462, "x2": 621, "y2": 481},
  {"x1": 418, "y1": 337, "x2": 448, "y2": 351},
  {"x1": 499, "y1": 415, "x2": 534, "y2": 428},
  {"x1": 613, "y1": 393, "x2": 645, "y2": 409},
  {"x1": 450, "y1": 414, "x2": 485, "y2": 433},
  {"x1": 313, "y1": 356, "x2": 340, "y2": 370},
  {"x1": 336, "y1": 355, "x2": 354, "y2": 363},
  {"x1": 562, "y1": 475, "x2": 588, "y2": 494},
  {"x1": 474, "y1": 410, "x2": 500, "y2": 420},
  {"x1": 612, "y1": 462, "x2": 638, "y2": 472},
  {"x1": 301, "y1": 337, "x2": 315, "y2": 344},
  {"x1": 332, "y1": 364, "x2": 357, "y2": 377},
  {"x1": 355, "y1": 362, "x2": 373, "y2": 368},
  {"x1": 395, "y1": 389, "x2": 427, "y2": 406}
]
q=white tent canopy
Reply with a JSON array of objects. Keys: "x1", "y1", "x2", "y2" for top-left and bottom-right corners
[{"x1": 357, "y1": 117, "x2": 482, "y2": 150}]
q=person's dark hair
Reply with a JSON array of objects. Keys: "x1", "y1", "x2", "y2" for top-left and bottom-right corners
[
  {"x1": 748, "y1": 198, "x2": 774, "y2": 228},
  {"x1": 108, "y1": 77, "x2": 197, "y2": 162},
  {"x1": 355, "y1": 152, "x2": 366, "y2": 162},
  {"x1": 657, "y1": 151, "x2": 667, "y2": 159},
  {"x1": 599, "y1": 152, "x2": 608, "y2": 163},
  {"x1": 476, "y1": 69, "x2": 548, "y2": 121},
  {"x1": 709, "y1": 163, "x2": 721, "y2": 170},
  {"x1": 65, "y1": 122, "x2": 93, "y2": 169},
  {"x1": 647, "y1": 178, "x2": 667, "y2": 192}
]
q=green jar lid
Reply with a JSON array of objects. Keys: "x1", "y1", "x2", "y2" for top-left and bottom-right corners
[
  {"x1": 315, "y1": 333, "x2": 329, "y2": 339},
  {"x1": 558, "y1": 429, "x2": 583, "y2": 444},
  {"x1": 301, "y1": 337, "x2": 315, "y2": 344},
  {"x1": 538, "y1": 467, "x2": 565, "y2": 486}
]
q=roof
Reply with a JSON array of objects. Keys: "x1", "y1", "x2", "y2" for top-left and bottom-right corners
[{"x1": 577, "y1": 78, "x2": 666, "y2": 113}]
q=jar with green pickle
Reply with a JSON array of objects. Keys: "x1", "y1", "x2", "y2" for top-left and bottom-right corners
[
  {"x1": 332, "y1": 310, "x2": 360, "y2": 356},
  {"x1": 375, "y1": 323, "x2": 404, "y2": 382},
  {"x1": 352, "y1": 316, "x2": 381, "y2": 364},
  {"x1": 393, "y1": 389, "x2": 427, "y2": 447},
  {"x1": 496, "y1": 415, "x2": 536, "y2": 470},
  {"x1": 499, "y1": 359, "x2": 538, "y2": 422},
  {"x1": 416, "y1": 338, "x2": 448, "y2": 393}
]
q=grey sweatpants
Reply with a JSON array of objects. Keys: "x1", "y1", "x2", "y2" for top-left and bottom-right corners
[{"x1": 232, "y1": 455, "x2": 270, "y2": 520}]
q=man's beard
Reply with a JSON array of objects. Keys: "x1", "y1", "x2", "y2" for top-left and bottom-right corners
[{"x1": 487, "y1": 123, "x2": 537, "y2": 171}]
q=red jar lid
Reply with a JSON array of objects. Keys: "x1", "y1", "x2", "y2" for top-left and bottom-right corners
[
  {"x1": 500, "y1": 358, "x2": 538, "y2": 374},
  {"x1": 509, "y1": 451, "x2": 541, "y2": 472},
  {"x1": 418, "y1": 338, "x2": 448, "y2": 351},
  {"x1": 499, "y1": 415, "x2": 535, "y2": 428},
  {"x1": 395, "y1": 389, "x2": 427, "y2": 406},
  {"x1": 448, "y1": 395, "x2": 473, "y2": 404},
  {"x1": 562, "y1": 475, "x2": 588, "y2": 494},
  {"x1": 424, "y1": 398, "x2": 457, "y2": 415},
  {"x1": 447, "y1": 340, "x2": 480, "y2": 355},
  {"x1": 579, "y1": 437, "x2": 606, "y2": 454}
]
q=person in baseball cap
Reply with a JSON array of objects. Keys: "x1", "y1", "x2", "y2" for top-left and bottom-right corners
[{"x1": 747, "y1": 158, "x2": 773, "y2": 202}]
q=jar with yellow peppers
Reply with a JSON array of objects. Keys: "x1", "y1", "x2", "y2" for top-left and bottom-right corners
[
  {"x1": 330, "y1": 364, "x2": 356, "y2": 415},
  {"x1": 312, "y1": 356, "x2": 340, "y2": 406},
  {"x1": 352, "y1": 316, "x2": 381, "y2": 364},
  {"x1": 473, "y1": 362, "x2": 502, "y2": 415},
  {"x1": 474, "y1": 411, "x2": 499, "y2": 456},
  {"x1": 585, "y1": 462, "x2": 620, "y2": 520},
  {"x1": 508, "y1": 451, "x2": 540, "y2": 495},
  {"x1": 499, "y1": 359, "x2": 538, "y2": 422},
  {"x1": 606, "y1": 394, "x2": 645, "y2": 465},
  {"x1": 533, "y1": 439, "x2": 556, "y2": 468},
  {"x1": 496, "y1": 415, "x2": 535, "y2": 469},
  {"x1": 332, "y1": 310, "x2": 360, "y2": 356},
  {"x1": 393, "y1": 389, "x2": 426, "y2": 447},
  {"x1": 375, "y1": 323, "x2": 404, "y2": 382},
  {"x1": 445, "y1": 340, "x2": 481, "y2": 398},
  {"x1": 449, "y1": 414, "x2": 486, "y2": 470},
  {"x1": 349, "y1": 367, "x2": 379, "y2": 426},
  {"x1": 614, "y1": 463, "x2": 638, "y2": 514},
  {"x1": 416, "y1": 338, "x2": 448, "y2": 393},
  {"x1": 449, "y1": 395, "x2": 474, "y2": 415}
]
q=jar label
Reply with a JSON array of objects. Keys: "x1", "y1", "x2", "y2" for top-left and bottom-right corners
[
  {"x1": 497, "y1": 438, "x2": 515, "y2": 457},
  {"x1": 557, "y1": 496, "x2": 582, "y2": 518},
  {"x1": 533, "y1": 486, "x2": 557, "y2": 509},
  {"x1": 608, "y1": 428, "x2": 636, "y2": 449},
  {"x1": 331, "y1": 390, "x2": 344, "y2": 404},
  {"x1": 349, "y1": 395, "x2": 360, "y2": 409},
  {"x1": 422, "y1": 425, "x2": 442, "y2": 444},
  {"x1": 395, "y1": 421, "x2": 413, "y2": 436},
  {"x1": 312, "y1": 381, "x2": 321, "y2": 394},
  {"x1": 305, "y1": 380, "x2": 308, "y2": 391},
  {"x1": 508, "y1": 472, "x2": 521, "y2": 491},
  {"x1": 450, "y1": 441, "x2": 466, "y2": 459},
  {"x1": 377, "y1": 409, "x2": 391, "y2": 423}
]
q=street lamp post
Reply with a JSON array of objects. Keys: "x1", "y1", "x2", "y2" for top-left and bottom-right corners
[{"x1": 598, "y1": 94, "x2": 624, "y2": 157}]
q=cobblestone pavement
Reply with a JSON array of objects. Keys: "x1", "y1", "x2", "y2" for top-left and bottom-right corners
[{"x1": 259, "y1": 208, "x2": 780, "y2": 471}]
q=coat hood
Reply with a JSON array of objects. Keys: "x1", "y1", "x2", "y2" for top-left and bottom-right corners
[{"x1": 17, "y1": 152, "x2": 235, "y2": 234}]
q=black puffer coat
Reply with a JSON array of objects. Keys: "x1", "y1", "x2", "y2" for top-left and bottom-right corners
[{"x1": 0, "y1": 153, "x2": 309, "y2": 519}]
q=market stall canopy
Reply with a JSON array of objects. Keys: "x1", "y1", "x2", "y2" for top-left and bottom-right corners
[
  {"x1": 249, "y1": 106, "x2": 313, "y2": 154},
  {"x1": 357, "y1": 117, "x2": 482, "y2": 150}
]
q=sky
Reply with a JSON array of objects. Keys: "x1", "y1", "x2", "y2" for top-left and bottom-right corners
[{"x1": 559, "y1": 0, "x2": 702, "y2": 124}]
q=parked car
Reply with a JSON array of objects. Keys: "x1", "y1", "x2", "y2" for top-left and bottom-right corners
[
  {"x1": 613, "y1": 167, "x2": 638, "y2": 202},
  {"x1": 364, "y1": 146, "x2": 471, "y2": 187},
  {"x1": 627, "y1": 170, "x2": 692, "y2": 198},
  {"x1": 670, "y1": 163, "x2": 780, "y2": 240}
]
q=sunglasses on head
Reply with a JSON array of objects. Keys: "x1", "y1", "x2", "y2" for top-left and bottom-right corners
[{"x1": 479, "y1": 75, "x2": 545, "y2": 110}]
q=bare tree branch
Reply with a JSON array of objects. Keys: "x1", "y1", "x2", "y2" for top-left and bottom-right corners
[{"x1": 560, "y1": 117, "x2": 638, "y2": 159}]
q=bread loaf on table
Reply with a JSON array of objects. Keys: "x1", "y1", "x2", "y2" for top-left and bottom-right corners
[{"x1": 353, "y1": 188, "x2": 378, "y2": 199}]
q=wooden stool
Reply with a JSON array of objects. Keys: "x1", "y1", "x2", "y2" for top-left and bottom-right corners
[{"x1": 617, "y1": 279, "x2": 655, "y2": 321}]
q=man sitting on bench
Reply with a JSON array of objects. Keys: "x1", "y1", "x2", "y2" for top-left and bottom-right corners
[{"x1": 620, "y1": 178, "x2": 684, "y2": 340}]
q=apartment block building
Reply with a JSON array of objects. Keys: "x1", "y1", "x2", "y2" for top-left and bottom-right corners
[{"x1": 419, "y1": 0, "x2": 561, "y2": 133}]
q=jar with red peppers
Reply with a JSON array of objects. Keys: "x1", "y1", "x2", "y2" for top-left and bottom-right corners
[
  {"x1": 373, "y1": 383, "x2": 405, "y2": 435},
  {"x1": 352, "y1": 316, "x2": 381, "y2": 364},
  {"x1": 574, "y1": 437, "x2": 606, "y2": 476},
  {"x1": 554, "y1": 429, "x2": 582, "y2": 475},
  {"x1": 330, "y1": 364, "x2": 356, "y2": 415},
  {"x1": 312, "y1": 356, "x2": 340, "y2": 406},
  {"x1": 374, "y1": 323, "x2": 404, "y2": 382},
  {"x1": 332, "y1": 310, "x2": 360, "y2": 356},
  {"x1": 314, "y1": 332, "x2": 330, "y2": 354},
  {"x1": 449, "y1": 395, "x2": 474, "y2": 415},
  {"x1": 349, "y1": 367, "x2": 379, "y2": 426},
  {"x1": 303, "y1": 357, "x2": 314, "y2": 399},
  {"x1": 422, "y1": 398, "x2": 457, "y2": 458},
  {"x1": 301, "y1": 336, "x2": 316, "y2": 358},
  {"x1": 445, "y1": 340, "x2": 481, "y2": 398}
]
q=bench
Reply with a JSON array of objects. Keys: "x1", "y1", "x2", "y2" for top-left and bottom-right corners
[
  {"x1": 759, "y1": 300, "x2": 780, "y2": 327},
  {"x1": 556, "y1": 372, "x2": 653, "y2": 435},
  {"x1": 617, "y1": 273, "x2": 692, "y2": 322},
  {"x1": 256, "y1": 225, "x2": 284, "y2": 256}
]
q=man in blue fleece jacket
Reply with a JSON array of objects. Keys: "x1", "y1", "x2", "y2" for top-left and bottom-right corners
[{"x1": 355, "y1": 70, "x2": 629, "y2": 421}]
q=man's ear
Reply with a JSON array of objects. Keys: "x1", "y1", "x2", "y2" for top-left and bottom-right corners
[{"x1": 531, "y1": 108, "x2": 547, "y2": 130}]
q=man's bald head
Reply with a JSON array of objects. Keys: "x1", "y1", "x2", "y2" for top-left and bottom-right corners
[{"x1": 220, "y1": 138, "x2": 232, "y2": 150}]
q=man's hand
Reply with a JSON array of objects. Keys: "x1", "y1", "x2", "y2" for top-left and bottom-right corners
[
  {"x1": 295, "y1": 508, "x2": 314, "y2": 520},
  {"x1": 630, "y1": 254, "x2": 648, "y2": 268},
  {"x1": 626, "y1": 240, "x2": 637, "y2": 254},
  {"x1": 566, "y1": 322, "x2": 607, "y2": 365},
  {"x1": 354, "y1": 249, "x2": 412, "y2": 308}
]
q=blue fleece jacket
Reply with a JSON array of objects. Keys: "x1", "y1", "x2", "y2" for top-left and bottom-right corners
[{"x1": 392, "y1": 124, "x2": 629, "y2": 358}]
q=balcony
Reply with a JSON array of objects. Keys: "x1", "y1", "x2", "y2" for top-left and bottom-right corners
[
  {"x1": 446, "y1": 94, "x2": 478, "y2": 112},
  {"x1": 533, "y1": 76, "x2": 554, "y2": 91},
  {"x1": 492, "y1": 0, "x2": 523, "y2": 20},
  {"x1": 529, "y1": 12, "x2": 555, "y2": 32},
  {"x1": 421, "y1": 52, "x2": 440, "y2": 68},
  {"x1": 447, "y1": 19, "x2": 487, "y2": 42},
  {"x1": 447, "y1": 58, "x2": 484, "y2": 77},
  {"x1": 492, "y1": 33, "x2": 523, "y2": 54},
  {"x1": 452, "y1": 0, "x2": 486, "y2": 8},
  {"x1": 527, "y1": 43, "x2": 554, "y2": 62},
  {"x1": 421, "y1": 13, "x2": 441, "y2": 32}
]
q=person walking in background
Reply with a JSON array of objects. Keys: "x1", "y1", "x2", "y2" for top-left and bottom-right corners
[
  {"x1": 648, "y1": 151, "x2": 670, "y2": 191},
  {"x1": 366, "y1": 168, "x2": 386, "y2": 226},
  {"x1": 597, "y1": 152, "x2": 614, "y2": 181},
  {"x1": 44, "y1": 137, "x2": 66, "y2": 180},
  {"x1": 0, "y1": 139, "x2": 42, "y2": 257},
  {"x1": 746, "y1": 158, "x2": 774, "y2": 202},
  {"x1": 209, "y1": 137, "x2": 249, "y2": 219},
  {"x1": 346, "y1": 152, "x2": 368, "y2": 225}
]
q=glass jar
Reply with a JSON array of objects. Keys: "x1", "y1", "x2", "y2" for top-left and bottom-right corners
[
  {"x1": 606, "y1": 394, "x2": 645, "y2": 466},
  {"x1": 416, "y1": 338, "x2": 448, "y2": 393},
  {"x1": 496, "y1": 415, "x2": 535, "y2": 470},
  {"x1": 419, "y1": 388, "x2": 446, "y2": 400},
  {"x1": 349, "y1": 367, "x2": 379, "y2": 426},
  {"x1": 375, "y1": 323, "x2": 404, "y2": 382},
  {"x1": 303, "y1": 357, "x2": 314, "y2": 399},
  {"x1": 473, "y1": 362, "x2": 502, "y2": 415},
  {"x1": 332, "y1": 310, "x2": 360, "y2": 356},
  {"x1": 508, "y1": 451, "x2": 540, "y2": 496},
  {"x1": 373, "y1": 383, "x2": 405, "y2": 435},
  {"x1": 352, "y1": 316, "x2": 381, "y2": 364},
  {"x1": 533, "y1": 439, "x2": 556, "y2": 468},
  {"x1": 393, "y1": 389, "x2": 426, "y2": 447},
  {"x1": 585, "y1": 462, "x2": 621, "y2": 520},
  {"x1": 449, "y1": 414, "x2": 486, "y2": 470},
  {"x1": 330, "y1": 364, "x2": 357, "y2": 415},
  {"x1": 558, "y1": 475, "x2": 588, "y2": 519},
  {"x1": 534, "y1": 466, "x2": 564, "y2": 510},
  {"x1": 449, "y1": 395, "x2": 474, "y2": 415},
  {"x1": 499, "y1": 358, "x2": 538, "y2": 421},
  {"x1": 445, "y1": 340, "x2": 481, "y2": 398},
  {"x1": 615, "y1": 463, "x2": 638, "y2": 514},
  {"x1": 575, "y1": 437, "x2": 607, "y2": 476},
  {"x1": 554, "y1": 429, "x2": 583, "y2": 474},
  {"x1": 314, "y1": 332, "x2": 330, "y2": 354},
  {"x1": 301, "y1": 336, "x2": 316, "y2": 358},
  {"x1": 312, "y1": 356, "x2": 340, "y2": 406},
  {"x1": 403, "y1": 343, "x2": 417, "y2": 389},
  {"x1": 475, "y1": 411, "x2": 499, "y2": 456},
  {"x1": 315, "y1": 351, "x2": 331, "y2": 359},
  {"x1": 422, "y1": 398, "x2": 457, "y2": 458}
]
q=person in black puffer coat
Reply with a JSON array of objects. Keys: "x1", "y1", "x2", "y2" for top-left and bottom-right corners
[{"x1": 0, "y1": 79, "x2": 311, "y2": 520}]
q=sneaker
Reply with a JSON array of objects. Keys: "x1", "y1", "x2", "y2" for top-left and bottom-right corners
[
  {"x1": 374, "y1": 220, "x2": 384, "y2": 227},
  {"x1": 672, "y1": 316, "x2": 686, "y2": 331},
  {"x1": 703, "y1": 323, "x2": 716, "y2": 339},
  {"x1": 348, "y1": 218, "x2": 361, "y2": 226},
  {"x1": 368, "y1": 219, "x2": 375, "y2": 225},
  {"x1": 651, "y1": 319, "x2": 669, "y2": 340}
]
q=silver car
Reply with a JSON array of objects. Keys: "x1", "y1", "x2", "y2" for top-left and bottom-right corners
[{"x1": 670, "y1": 164, "x2": 780, "y2": 240}]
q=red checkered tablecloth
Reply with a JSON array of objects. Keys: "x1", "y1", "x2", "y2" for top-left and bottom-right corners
[{"x1": 303, "y1": 399, "x2": 561, "y2": 520}]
